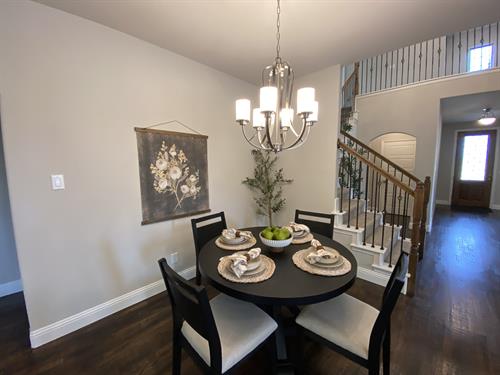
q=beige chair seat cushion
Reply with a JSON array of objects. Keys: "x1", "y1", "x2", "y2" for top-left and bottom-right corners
[
  {"x1": 296, "y1": 293, "x2": 379, "y2": 360},
  {"x1": 181, "y1": 294, "x2": 277, "y2": 373}
]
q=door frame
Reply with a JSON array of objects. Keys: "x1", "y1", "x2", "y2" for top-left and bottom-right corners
[{"x1": 448, "y1": 127, "x2": 499, "y2": 209}]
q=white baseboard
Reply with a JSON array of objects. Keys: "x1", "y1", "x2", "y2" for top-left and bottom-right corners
[
  {"x1": 357, "y1": 267, "x2": 389, "y2": 287},
  {"x1": 356, "y1": 267, "x2": 408, "y2": 295},
  {"x1": 30, "y1": 265, "x2": 196, "y2": 349},
  {"x1": 436, "y1": 200, "x2": 450, "y2": 205},
  {"x1": 0, "y1": 279, "x2": 23, "y2": 298},
  {"x1": 491, "y1": 204, "x2": 500, "y2": 210}
]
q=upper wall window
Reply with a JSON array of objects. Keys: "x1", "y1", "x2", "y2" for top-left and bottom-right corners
[{"x1": 468, "y1": 45, "x2": 493, "y2": 72}]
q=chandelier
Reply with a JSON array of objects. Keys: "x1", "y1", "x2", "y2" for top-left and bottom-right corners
[{"x1": 234, "y1": 0, "x2": 318, "y2": 153}]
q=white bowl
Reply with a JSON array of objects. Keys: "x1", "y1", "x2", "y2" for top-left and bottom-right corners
[{"x1": 259, "y1": 232, "x2": 293, "y2": 248}]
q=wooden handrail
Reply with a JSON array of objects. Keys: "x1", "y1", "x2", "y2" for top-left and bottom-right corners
[
  {"x1": 340, "y1": 130, "x2": 422, "y2": 184},
  {"x1": 338, "y1": 139, "x2": 415, "y2": 195}
]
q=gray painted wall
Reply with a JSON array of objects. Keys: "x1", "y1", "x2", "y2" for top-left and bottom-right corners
[
  {"x1": 0, "y1": 119, "x2": 20, "y2": 286},
  {"x1": 356, "y1": 69, "x2": 500, "y2": 229},
  {"x1": 0, "y1": 1, "x2": 260, "y2": 331},
  {"x1": 276, "y1": 65, "x2": 341, "y2": 225},
  {"x1": 436, "y1": 121, "x2": 500, "y2": 207}
]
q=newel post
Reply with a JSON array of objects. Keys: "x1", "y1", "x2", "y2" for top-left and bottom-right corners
[
  {"x1": 419, "y1": 176, "x2": 431, "y2": 260},
  {"x1": 408, "y1": 182, "x2": 425, "y2": 297}
]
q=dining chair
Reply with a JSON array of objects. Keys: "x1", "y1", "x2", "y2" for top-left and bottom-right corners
[
  {"x1": 295, "y1": 209, "x2": 335, "y2": 238},
  {"x1": 191, "y1": 211, "x2": 227, "y2": 285},
  {"x1": 295, "y1": 252, "x2": 409, "y2": 375},
  {"x1": 158, "y1": 258, "x2": 278, "y2": 375}
]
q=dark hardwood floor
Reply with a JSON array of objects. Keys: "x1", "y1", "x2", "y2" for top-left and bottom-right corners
[{"x1": 1, "y1": 206, "x2": 499, "y2": 374}]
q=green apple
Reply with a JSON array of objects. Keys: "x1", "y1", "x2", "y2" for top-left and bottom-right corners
[
  {"x1": 262, "y1": 230, "x2": 274, "y2": 240},
  {"x1": 274, "y1": 230, "x2": 288, "y2": 240}
]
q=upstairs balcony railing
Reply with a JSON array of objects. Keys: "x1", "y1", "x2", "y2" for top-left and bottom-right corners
[{"x1": 342, "y1": 20, "x2": 500, "y2": 98}]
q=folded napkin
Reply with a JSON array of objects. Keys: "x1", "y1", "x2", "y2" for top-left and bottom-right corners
[
  {"x1": 221, "y1": 248, "x2": 261, "y2": 278},
  {"x1": 222, "y1": 228, "x2": 253, "y2": 240},
  {"x1": 306, "y1": 240, "x2": 335, "y2": 264},
  {"x1": 288, "y1": 222, "x2": 310, "y2": 233}
]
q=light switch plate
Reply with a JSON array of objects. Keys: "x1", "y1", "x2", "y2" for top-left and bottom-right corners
[{"x1": 51, "y1": 174, "x2": 65, "y2": 190}]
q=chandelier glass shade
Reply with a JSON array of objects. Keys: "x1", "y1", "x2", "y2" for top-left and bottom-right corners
[
  {"x1": 478, "y1": 108, "x2": 496, "y2": 126},
  {"x1": 235, "y1": 0, "x2": 318, "y2": 153}
]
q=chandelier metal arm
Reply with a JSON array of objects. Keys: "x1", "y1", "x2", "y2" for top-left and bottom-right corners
[
  {"x1": 264, "y1": 113, "x2": 278, "y2": 152},
  {"x1": 241, "y1": 126, "x2": 270, "y2": 150},
  {"x1": 285, "y1": 125, "x2": 312, "y2": 151},
  {"x1": 283, "y1": 114, "x2": 309, "y2": 150},
  {"x1": 241, "y1": 126, "x2": 272, "y2": 151}
]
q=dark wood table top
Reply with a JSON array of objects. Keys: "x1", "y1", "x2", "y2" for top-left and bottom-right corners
[{"x1": 198, "y1": 227, "x2": 357, "y2": 306}]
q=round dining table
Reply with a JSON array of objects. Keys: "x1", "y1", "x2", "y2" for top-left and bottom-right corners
[
  {"x1": 198, "y1": 226, "x2": 358, "y2": 369},
  {"x1": 198, "y1": 227, "x2": 357, "y2": 306}
]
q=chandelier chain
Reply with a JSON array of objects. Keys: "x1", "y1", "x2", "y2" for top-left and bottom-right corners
[{"x1": 276, "y1": 0, "x2": 281, "y2": 59}]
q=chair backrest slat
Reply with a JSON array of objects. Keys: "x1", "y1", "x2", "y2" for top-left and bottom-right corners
[
  {"x1": 158, "y1": 258, "x2": 223, "y2": 372},
  {"x1": 191, "y1": 211, "x2": 227, "y2": 284},
  {"x1": 158, "y1": 258, "x2": 216, "y2": 340},
  {"x1": 295, "y1": 209, "x2": 335, "y2": 238}
]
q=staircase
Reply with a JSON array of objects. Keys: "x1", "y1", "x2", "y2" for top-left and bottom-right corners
[{"x1": 336, "y1": 65, "x2": 430, "y2": 296}]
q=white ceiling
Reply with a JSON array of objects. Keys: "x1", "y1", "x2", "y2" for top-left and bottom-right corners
[
  {"x1": 35, "y1": 0, "x2": 500, "y2": 84},
  {"x1": 441, "y1": 90, "x2": 500, "y2": 124}
]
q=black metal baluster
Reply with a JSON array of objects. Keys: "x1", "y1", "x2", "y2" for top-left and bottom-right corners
[
  {"x1": 451, "y1": 33, "x2": 455, "y2": 74},
  {"x1": 400, "y1": 190, "x2": 409, "y2": 256},
  {"x1": 431, "y1": 38, "x2": 435, "y2": 78},
  {"x1": 377, "y1": 158, "x2": 383, "y2": 213},
  {"x1": 370, "y1": 156, "x2": 376, "y2": 212},
  {"x1": 340, "y1": 148, "x2": 345, "y2": 213},
  {"x1": 389, "y1": 182, "x2": 397, "y2": 267},
  {"x1": 372, "y1": 171, "x2": 379, "y2": 247},
  {"x1": 396, "y1": 174, "x2": 403, "y2": 227},
  {"x1": 355, "y1": 160, "x2": 362, "y2": 229},
  {"x1": 363, "y1": 163, "x2": 370, "y2": 246},
  {"x1": 347, "y1": 154, "x2": 352, "y2": 228},
  {"x1": 380, "y1": 178, "x2": 388, "y2": 250}
]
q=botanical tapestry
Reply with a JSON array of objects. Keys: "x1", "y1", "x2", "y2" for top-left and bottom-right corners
[{"x1": 135, "y1": 128, "x2": 210, "y2": 224}]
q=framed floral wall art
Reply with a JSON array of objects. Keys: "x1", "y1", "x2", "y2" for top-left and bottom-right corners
[{"x1": 135, "y1": 128, "x2": 210, "y2": 224}]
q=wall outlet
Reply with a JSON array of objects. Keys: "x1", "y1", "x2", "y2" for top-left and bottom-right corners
[{"x1": 169, "y1": 252, "x2": 179, "y2": 265}]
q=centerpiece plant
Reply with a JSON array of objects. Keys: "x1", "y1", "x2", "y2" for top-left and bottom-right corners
[{"x1": 242, "y1": 150, "x2": 292, "y2": 227}]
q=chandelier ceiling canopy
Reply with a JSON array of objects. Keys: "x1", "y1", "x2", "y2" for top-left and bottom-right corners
[{"x1": 235, "y1": 0, "x2": 318, "y2": 153}]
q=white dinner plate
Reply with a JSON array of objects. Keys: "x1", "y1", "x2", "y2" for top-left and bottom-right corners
[
  {"x1": 305, "y1": 256, "x2": 345, "y2": 269},
  {"x1": 220, "y1": 235, "x2": 247, "y2": 245},
  {"x1": 226, "y1": 262, "x2": 266, "y2": 277}
]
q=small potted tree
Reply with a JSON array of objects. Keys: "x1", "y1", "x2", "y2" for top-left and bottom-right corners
[{"x1": 243, "y1": 150, "x2": 293, "y2": 252}]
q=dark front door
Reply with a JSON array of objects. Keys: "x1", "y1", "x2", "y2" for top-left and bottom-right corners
[{"x1": 452, "y1": 129, "x2": 496, "y2": 209}]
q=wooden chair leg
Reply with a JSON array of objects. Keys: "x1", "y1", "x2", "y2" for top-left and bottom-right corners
[
  {"x1": 383, "y1": 328, "x2": 391, "y2": 375},
  {"x1": 172, "y1": 329, "x2": 182, "y2": 375}
]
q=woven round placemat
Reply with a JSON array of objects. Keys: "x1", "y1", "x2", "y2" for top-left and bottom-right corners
[
  {"x1": 292, "y1": 233, "x2": 314, "y2": 244},
  {"x1": 217, "y1": 255, "x2": 275, "y2": 283},
  {"x1": 292, "y1": 249, "x2": 351, "y2": 276},
  {"x1": 215, "y1": 236, "x2": 257, "y2": 251}
]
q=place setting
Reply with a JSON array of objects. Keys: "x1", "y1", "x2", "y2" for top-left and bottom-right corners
[
  {"x1": 292, "y1": 239, "x2": 351, "y2": 276},
  {"x1": 217, "y1": 247, "x2": 275, "y2": 283},
  {"x1": 286, "y1": 221, "x2": 314, "y2": 244},
  {"x1": 215, "y1": 228, "x2": 257, "y2": 250}
]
